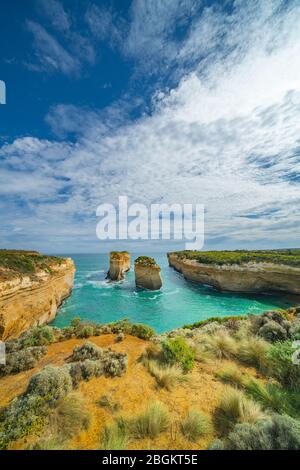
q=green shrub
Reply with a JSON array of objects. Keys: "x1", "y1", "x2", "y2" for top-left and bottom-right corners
[
  {"x1": 0, "y1": 394, "x2": 46, "y2": 449},
  {"x1": 21, "y1": 326, "x2": 55, "y2": 347},
  {"x1": 223, "y1": 415, "x2": 300, "y2": 450},
  {"x1": 162, "y1": 336, "x2": 195, "y2": 372},
  {"x1": 27, "y1": 366, "x2": 73, "y2": 405},
  {"x1": 0, "y1": 346, "x2": 47, "y2": 376},
  {"x1": 180, "y1": 410, "x2": 212, "y2": 441},
  {"x1": 130, "y1": 402, "x2": 170, "y2": 439},
  {"x1": 70, "y1": 341, "x2": 103, "y2": 362},
  {"x1": 70, "y1": 317, "x2": 81, "y2": 328},
  {"x1": 131, "y1": 323, "x2": 155, "y2": 340},
  {"x1": 267, "y1": 341, "x2": 300, "y2": 390},
  {"x1": 259, "y1": 320, "x2": 288, "y2": 342},
  {"x1": 115, "y1": 332, "x2": 125, "y2": 342},
  {"x1": 101, "y1": 420, "x2": 128, "y2": 450},
  {"x1": 214, "y1": 387, "x2": 266, "y2": 434},
  {"x1": 237, "y1": 336, "x2": 269, "y2": 371},
  {"x1": 77, "y1": 325, "x2": 94, "y2": 339}
]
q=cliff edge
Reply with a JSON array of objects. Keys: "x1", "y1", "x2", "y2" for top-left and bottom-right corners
[
  {"x1": 0, "y1": 250, "x2": 75, "y2": 340},
  {"x1": 168, "y1": 250, "x2": 300, "y2": 294}
]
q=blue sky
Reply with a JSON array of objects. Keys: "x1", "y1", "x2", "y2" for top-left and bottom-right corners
[{"x1": 0, "y1": 0, "x2": 300, "y2": 253}]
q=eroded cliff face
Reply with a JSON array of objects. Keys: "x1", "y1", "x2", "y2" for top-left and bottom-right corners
[
  {"x1": 168, "y1": 253, "x2": 300, "y2": 294},
  {"x1": 107, "y1": 252, "x2": 131, "y2": 281},
  {"x1": 134, "y1": 258, "x2": 162, "y2": 291},
  {"x1": 0, "y1": 258, "x2": 75, "y2": 340}
]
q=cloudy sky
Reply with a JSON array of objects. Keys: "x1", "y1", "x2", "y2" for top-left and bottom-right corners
[{"x1": 0, "y1": 0, "x2": 300, "y2": 253}]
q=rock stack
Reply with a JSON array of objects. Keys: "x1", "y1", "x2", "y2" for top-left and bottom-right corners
[
  {"x1": 134, "y1": 256, "x2": 162, "y2": 291},
  {"x1": 107, "y1": 252, "x2": 131, "y2": 281}
]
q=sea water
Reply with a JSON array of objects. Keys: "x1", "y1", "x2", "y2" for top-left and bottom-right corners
[{"x1": 52, "y1": 254, "x2": 295, "y2": 333}]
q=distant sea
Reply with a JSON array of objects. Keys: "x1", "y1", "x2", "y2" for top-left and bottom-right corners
[{"x1": 52, "y1": 254, "x2": 296, "y2": 333}]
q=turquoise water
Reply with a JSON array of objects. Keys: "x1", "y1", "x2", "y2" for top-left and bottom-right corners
[{"x1": 52, "y1": 254, "x2": 295, "y2": 333}]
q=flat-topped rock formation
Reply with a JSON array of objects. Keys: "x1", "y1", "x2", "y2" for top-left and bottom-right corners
[
  {"x1": 0, "y1": 250, "x2": 75, "y2": 340},
  {"x1": 168, "y1": 250, "x2": 300, "y2": 294},
  {"x1": 107, "y1": 251, "x2": 131, "y2": 281},
  {"x1": 134, "y1": 256, "x2": 162, "y2": 291}
]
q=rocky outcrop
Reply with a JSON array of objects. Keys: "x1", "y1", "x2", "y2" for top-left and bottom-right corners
[
  {"x1": 107, "y1": 252, "x2": 130, "y2": 281},
  {"x1": 0, "y1": 258, "x2": 75, "y2": 340},
  {"x1": 134, "y1": 256, "x2": 162, "y2": 291},
  {"x1": 168, "y1": 253, "x2": 300, "y2": 294}
]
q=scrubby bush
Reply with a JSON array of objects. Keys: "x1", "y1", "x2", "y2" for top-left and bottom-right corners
[
  {"x1": 131, "y1": 323, "x2": 155, "y2": 340},
  {"x1": 221, "y1": 415, "x2": 300, "y2": 450},
  {"x1": 259, "y1": 320, "x2": 288, "y2": 342},
  {"x1": 291, "y1": 321, "x2": 300, "y2": 340},
  {"x1": 180, "y1": 410, "x2": 212, "y2": 441},
  {"x1": 97, "y1": 395, "x2": 121, "y2": 412},
  {"x1": 70, "y1": 317, "x2": 81, "y2": 328},
  {"x1": 70, "y1": 341, "x2": 103, "y2": 362},
  {"x1": 115, "y1": 332, "x2": 125, "y2": 342},
  {"x1": 130, "y1": 402, "x2": 170, "y2": 439},
  {"x1": 141, "y1": 343, "x2": 163, "y2": 362},
  {"x1": 216, "y1": 364, "x2": 247, "y2": 388},
  {"x1": 237, "y1": 336, "x2": 269, "y2": 371},
  {"x1": 146, "y1": 360, "x2": 186, "y2": 391},
  {"x1": 0, "y1": 346, "x2": 47, "y2": 376},
  {"x1": 80, "y1": 359, "x2": 104, "y2": 380},
  {"x1": 0, "y1": 394, "x2": 45, "y2": 449},
  {"x1": 77, "y1": 325, "x2": 94, "y2": 339},
  {"x1": 214, "y1": 387, "x2": 266, "y2": 434},
  {"x1": 21, "y1": 326, "x2": 55, "y2": 347},
  {"x1": 162, "y1": 336, "x2": 194, "y2": 372},
  {"x1": 27, "y1": 365, "x2": 73, "y2": 405},
  {"x1": 203, "y1": 331, "x2": 237, "y2": 359},
  {"x1": 267, "y1": 341, "x2": 300, "y2": 390},
  {"x1": 51, "y1": 393, "x2": 90, "y2": 440},
  {"x1": 101, "y1": 420, "x2": 128, "y2": 450}
]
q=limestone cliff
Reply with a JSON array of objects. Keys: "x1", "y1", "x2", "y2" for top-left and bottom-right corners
[
  {"x1": 107, "y1": 252, "x2": 130, "y2": 281},
  {"x1": 0, "y1": 253, "x2": 75, "y2": 340},
  {"x1": 134, "y1": 256, "x2": 162, "y2": 291},
  {"x1": 168, "y1": 252, "x2": 300, "y2": 294}
]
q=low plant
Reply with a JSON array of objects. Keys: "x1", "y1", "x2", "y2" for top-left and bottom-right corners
[
  {"x1": 203, "y1": 331, "x2": 238, "y2": 359},
  {"x1": 219, "y1": 414, "x2": 300, "y2": 450},
  {"x1": 97, "y1": 395, "x2": 121, "y2": 412},
  {"x1": 180, "y1": 409, "x2": 212, "y2": 441},
  {"x1": 27, "y1": 365, "x2": 73, "y2": 406},
  {"x1": 50, "y1": 393, "x2": 91, "y2": 440},
  {"x1": 236, "y1": 336, "x2": 269, "y2": 371},
  {"x1": 130, "y1": 402, "x2": 170, "y2": 439},
  {"x1": 0, "y1": 346, "x2": 47, "y2": 376},
  {"x1": 77, "y1": 325, "x2": 94, "y2": 339},
  {"x1": 162, "y1": 336, "x2": 194, "y2": 372},
  {"x1": 267, "y1": 341, "x2": 300, "y2": 391},
  {"x1": 146, "y1": 360, "x2": 186, "y2": 391},
  {"x1": 21, "y1": 326, "x2": 55, "y2": 347},
  {"x1": 130, "y1": 323, "x2": 155, "y2": 340},
  {"x1": 214, "y1": 387, "x2": 266, "y2": 434},
  {"x1": 258, "y1": 320, "x2": 288, "y2": 342},
  {"x1": 70, "y1": 341, "x2": 103, "y2": 362},
  {"x1": 216, "y1": 364, "x2": 247, "y2": 388},
  {"x1": 101, "y1": 420, "x2": 129, "y2": 450}
]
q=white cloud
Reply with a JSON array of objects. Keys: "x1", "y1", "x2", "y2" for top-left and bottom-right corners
[{"x1": 2, "y1": 0, "x2": 300, "y2": 251}]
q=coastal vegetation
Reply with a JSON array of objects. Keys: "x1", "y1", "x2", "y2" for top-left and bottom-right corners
[
  {"x1": 0, "y1": 306, "x2": 299, "y2": 450},
  {"x1": 169, "y1": 249, "x2": 300, "y2": 267},
  {"x1": 0, "y1": 249, "x2": 64, "y2": 276}
]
